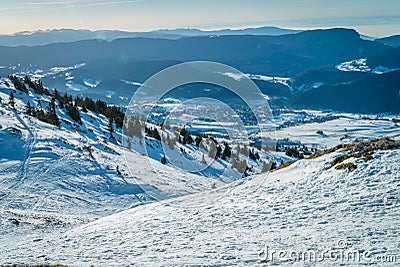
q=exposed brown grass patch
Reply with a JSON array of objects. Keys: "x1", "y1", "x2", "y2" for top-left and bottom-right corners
[
  {"x1": 275, "y1": 160, "x2": 296, "y2": 170},
  {"x1": 335, "y1": 162, "x2": 357, "y2": 171},
  {"x1": 276, "y1": 137, "x2": 399, "y2": 172}
]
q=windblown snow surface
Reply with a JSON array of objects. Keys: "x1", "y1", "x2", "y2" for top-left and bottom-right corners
[{"x1": 2, "y1": 146, "x2": 400, "y2": 265}]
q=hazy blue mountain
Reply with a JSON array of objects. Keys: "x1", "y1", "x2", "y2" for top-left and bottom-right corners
[
  {"x1": 0, "y1": 28, "x2": 384, "y2": 75},
  {"x1": 367, "y1": 47, "x2": 400, "y2": 69},
  {"x1": 290, "y1": 70, "x2": 400, "y2": 113},
  {"x1": 375, "y1": 35, "x2": 400, "y2": 47},
  {"x1": 293, "y1": 69, "x2": 374, "y2": 88},
  {"x1": 0, "y1": 26, "x2": 300, "y2": 47},
  {"x1": 153, "y1": 26, "x2": 300, "y2": 37}
]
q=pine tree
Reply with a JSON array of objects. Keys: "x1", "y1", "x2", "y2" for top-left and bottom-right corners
[
  {"x1": 180, "y1": 128, "x2": 193, "y2": 144},
  {"x1": 81, "y1": 104, "x2": 88, "y2": 112},
  {"x1": 222, "y1": 142, "x2": 232, "y2": 160},
  {"x1": 237, "y1": 159, "x2": 248, "y2": 174},
  {"x1": 167, "y1": 134, "x2": 175, "y2": 149},
  {"x1": 125, "y1": 117, "x2": 135, "y2": 137},
  {"x1": 146, "y1": 127, "x2": 161, "y2": 141},
  {"x1": 108, "y1": 117, "x2": 114, "y2": 139},
  {"x1": 249, "y1": 148, "x2": 260, "y2": 160},
  {"x1": 208, "y1": 140, "x2": 217, "y2": 158},
  {"x1": 9, "y1": 75, "x2": 28, "y2": 93},
  {"x1": 46, "y1": 97, "x2": 60, "y2": 127},
  {"x1": 161, "y1": 155, "x2": 167, "y2": 164},
  {"x1": 126, "y1": 137, "x2": 132, "y2": 150},
  {"x1": 201, "y1": 154, "x2": 207, "y2": 164},
  {"x1": 271, "y1": 161, "x2": 277, "y2": 170},
  {"x1": 66, "y1": 103, "x2": 81, "y2": 124},
  {"x1": 58, "y1": 100, "x2": 64, "y2": 109},
  {"x1": 133, "y1": 117, "x2": 144, "y2": 138},
  {"x1": 216, "y1": 145, "x2": 222, "y2": 159},
  {"x1": 54, "y1": 88, "x2": 60, "y2": 100},
  {"x1": 8, "y1": 91, "x2": 15, "y2": 109},
  {"x1": 26, "y1": 101, "x2": 32, "y2": 115},
  {"x1": 24, "y1": 75, "x2": 30, "y2": 84},
  {"x1": 116, "y1": 165, "x2": 121, "y2": 175},
  {"x1": 231, "y1": 156, "x2": 238, "y2": 169},
  {"x1": 36, "y1": 99, "x2": 45, "y2": 121},
  {"x1": 195, "y1": 135, "x2": 202, "y2": 147}
]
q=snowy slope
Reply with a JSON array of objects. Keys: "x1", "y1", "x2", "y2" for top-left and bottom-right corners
[
  {"x1": 2, "y1": 145, "x2": 399, "y2": 266},
  {"x1": 1, "y1": 76, "x2": 399, "y2": 266},
  {"x1": 0, "y1": 82, "x2": 220, "y2": 243}
]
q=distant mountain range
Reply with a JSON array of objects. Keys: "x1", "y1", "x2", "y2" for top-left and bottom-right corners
[
  {"x1": 0, "y1": 28, "x2": 383, "y2": 74},
  {"x1": 0, "y1": 27, "x2": 399, "y2": 114},
  {"x1": 0, "y1": 26, "x2": 300, "y2": 47}
]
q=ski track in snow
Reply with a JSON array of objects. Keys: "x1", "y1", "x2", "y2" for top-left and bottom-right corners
[{"x1": 9, "y1": 110, "x2": 36, "y2": 190}]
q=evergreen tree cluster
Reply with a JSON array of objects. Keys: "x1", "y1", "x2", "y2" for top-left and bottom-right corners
[
  {"x1": 195, "y1": 135, "x2": 203, "y2": 147},
  {"x1": 236, "y1": 143, "x2": 250, "y2": 156},
  {"x1": 261, "y1": 160, "x2": 277, "y2": 173},
  {"x1": 249, "y1": 148, "x2": 260, "y2": 160},
  {"x1": 285, "y1": 146, "x2": 305, "y2": 159},
  {"x1": 14, "y1": 75, "x2": 126, "y2": 129},
  {"x1": 52, "y1": 90, "x2": 81, "y2": 124},
  {"x1": 8, "y1": 75, "x2": 28, "y2": 94},
  {"x1": 207, "y1": 138, "x2": 222, "y2": 159},
  {"x1": 71, "y1": 96, "x2": 124, "y2": 128},
  {"x1": 179, "y1": 128, "x2": 193, "y2": 145},
  {"x1": 231, "y1": 156, "x2": 249, "y2": 175},
  {"x1": 26, "y1": 97, "x2": 60, "y2": 127},
  {"x1": 66, "y1": 103, "x2": 82, "y2": 124},
  {"x1": 125, "y1": 116, "x2": 144, "y2": 138},
  {"x1": 162, "y1": 133, "x2": 176, "y2": 149},
  {"x1": 221, "y1": 142, "x2": 232, "y2": 160},
  {"x1": 23, "y1": 75, "x2": 51, "y2": 95},
  {"x1": 8, "y1": 91, "x2": 15, "y2": 109},
  {"x1": 145, "y1": 126, "x2": 161, "y2": 141}
]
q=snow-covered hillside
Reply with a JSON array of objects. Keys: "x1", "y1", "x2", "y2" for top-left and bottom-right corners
[
  {"x1": 2, "y1": 139, "x2": 399, "y2": 266},
  {"x1": 1, "y1": 76, "x2": 399, "y2": 266},
  {"x1": 0, "y1": 80, "x2": 220, "y2": 241}
]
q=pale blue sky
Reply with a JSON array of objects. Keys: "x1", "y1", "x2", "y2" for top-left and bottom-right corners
[{"x1": 1, "y1": 0, "x2": 399, "y2": 37}]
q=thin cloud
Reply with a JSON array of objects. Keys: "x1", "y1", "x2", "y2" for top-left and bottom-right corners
[
  {"x1": 77, "y1": 0, "x2": 143, "y2": 8},
  {"x1": 25, "y1": 1, "x2": 71, "y2": 5},
  {"x1": 26, "y1": 0, "x2": 142, "y2": 7},
  {"x1": 1, "y1": 0, "x2": 142, "y2": 12}
]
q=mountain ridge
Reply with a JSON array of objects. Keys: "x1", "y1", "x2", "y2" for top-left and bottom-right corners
[{"x1": 0, "y1": 26, "x2": 300, "y2": 47}]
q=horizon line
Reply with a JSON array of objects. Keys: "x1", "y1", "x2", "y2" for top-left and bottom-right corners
[{"x1": 1, "y1": 25, "x2": 396, "y2": 39}]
